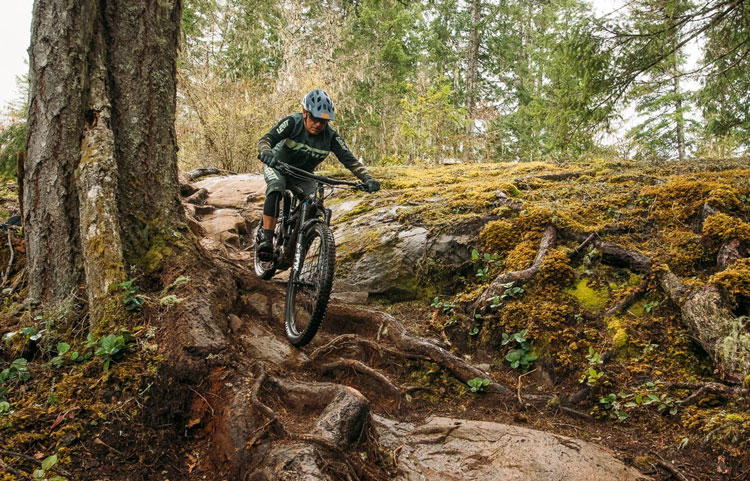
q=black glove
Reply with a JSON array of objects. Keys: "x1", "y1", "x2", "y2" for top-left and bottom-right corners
[
  {"x1": 259, "y1": 150, "x2": 277, "y2": 168},
  {"x1": 365, "y1": 178, "x2": 381, "y2": 193}
]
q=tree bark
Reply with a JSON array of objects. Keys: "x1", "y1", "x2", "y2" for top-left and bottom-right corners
[
  {"x1": 25, "y1": 0, "x2": 185, "y2": 324},
  {"x1": 659, "y1": 269, "x2": 750, "y2": 380},
  {"x1": 466, "y1": 0, "x2": 481, "y2": 131}
]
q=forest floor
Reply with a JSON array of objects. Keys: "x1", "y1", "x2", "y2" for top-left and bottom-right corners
[{"x1": 1, "y1": 157, "x2": 749, "y2": 480}]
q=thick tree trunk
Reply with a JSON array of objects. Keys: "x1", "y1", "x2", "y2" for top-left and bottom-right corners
[{"x1": 25, "y1": 0, "x2": 184, "y2": 323}]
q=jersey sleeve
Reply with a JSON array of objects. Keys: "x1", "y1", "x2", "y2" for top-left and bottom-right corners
[
  {"x1": 330, "y1": 132, "x2": 373, "y2": 182},
  {"x1": 258, "y1": 115, "x2": 296, "y2": 153}
]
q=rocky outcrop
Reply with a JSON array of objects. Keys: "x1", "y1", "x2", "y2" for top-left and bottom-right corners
[
  {"x1": 184, "y1": 173, "x2": 478, "y2": 299},
  {"x1": 377, "y1": 416, "x2": 649, "y2": 481}
]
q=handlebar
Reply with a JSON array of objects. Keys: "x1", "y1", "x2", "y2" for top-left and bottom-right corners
[{"x1": 270, "y1": 160, "x2": 366, "y2": 190}]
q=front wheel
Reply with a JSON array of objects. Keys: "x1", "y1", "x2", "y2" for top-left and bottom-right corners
[{"x1": 285, "y1": 222, "x2": 335, "y2": 347}]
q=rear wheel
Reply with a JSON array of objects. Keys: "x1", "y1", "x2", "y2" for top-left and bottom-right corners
[
  {"x1": 253, "y1": 225, "x2": 276, "y2": 280},
  {"x1": 285, "y1": 222, "x2": 335, "y2": 347}
]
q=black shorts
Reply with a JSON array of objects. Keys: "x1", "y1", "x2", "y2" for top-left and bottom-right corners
[{"x1": 263, "y1": 165, "x2": 316, "y2": 197}]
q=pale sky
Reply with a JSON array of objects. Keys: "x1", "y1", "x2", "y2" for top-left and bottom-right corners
[{"x1": 0, "y1": 1, "x2": 33, "y2": 116}]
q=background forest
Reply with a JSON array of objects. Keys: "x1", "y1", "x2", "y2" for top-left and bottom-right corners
[
  {"x1": 2, "y1": 0, "x2": 749, "y2": 171},
  {"x1": 172, "y1": 0, "x2": 750, "y2": 172}
]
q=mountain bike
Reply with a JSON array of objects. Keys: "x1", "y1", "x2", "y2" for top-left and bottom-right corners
[{"x1": 253, "y1": 162, "x2": 366, "y2": 347}]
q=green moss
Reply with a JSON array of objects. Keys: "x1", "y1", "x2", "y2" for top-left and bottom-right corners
[
  {"x1": 607, "y1": 316, "x2": 629, "y2": 351},
  {"x1": 568, "y1": 278, "x2": 610, "y2": 311}
]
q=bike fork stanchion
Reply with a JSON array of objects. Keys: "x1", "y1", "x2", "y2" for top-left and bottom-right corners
[{"x1": 290, "y1": 202, "x2": 309, "y2": 283}]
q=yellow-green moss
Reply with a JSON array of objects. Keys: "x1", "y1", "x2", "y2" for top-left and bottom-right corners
[
  {"x1": 568, "y1": 278, "x2": 610, "y2": 311},
  {"x1": 707, "y1": 186, "x2": 742, "y2": 211},
  {"x1": 607, "y1": 316, "x2": 629, "y2": 350},
  {"x1": 479, "y1": 220, "x2": 519, "y2": 253},
  {"x1": 536, "y1": 248, "x2": 575, "y2": 287},
  {"x1": 710, "y1": 258, "x2": 750, "y2": 297},
  {"x1": 702, "y1": 212, "x2": 750, "y2": 244},
  {"x1": 504, "y1": 240, "x2": 538, "y2": 271}
]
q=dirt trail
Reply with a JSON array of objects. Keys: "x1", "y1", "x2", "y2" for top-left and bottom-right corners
[{"x1": 184, "y1": 173, "x2": 652, "y2": 481}]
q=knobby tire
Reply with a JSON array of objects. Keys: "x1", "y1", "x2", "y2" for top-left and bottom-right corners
[{"x1": 285, "y1": 222, "x2": 335, "y2": 347}]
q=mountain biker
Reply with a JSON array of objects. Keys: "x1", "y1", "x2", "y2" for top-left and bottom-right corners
[{"x1": 256, "y1": 89, "x2": 381, "y2": 261}]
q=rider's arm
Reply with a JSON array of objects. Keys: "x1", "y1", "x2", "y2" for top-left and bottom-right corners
[
  {"x1": 330, "y1": 132, "x2": 373, "y2": 183},
  {"x1": 258, "y1": 115, "x2": 295, "y2": 154}
]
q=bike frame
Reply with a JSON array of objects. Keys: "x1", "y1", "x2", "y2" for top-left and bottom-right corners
[{"x1": 271, "y1": 163, "x2": 361, "y2": 272}]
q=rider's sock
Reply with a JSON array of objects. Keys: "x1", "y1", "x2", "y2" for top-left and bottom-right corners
[{"x1": 262, "y1": 229, "x2": 274, "y2": 244}]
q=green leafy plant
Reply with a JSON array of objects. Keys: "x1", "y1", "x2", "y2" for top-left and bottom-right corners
[
  {"x1": 579, "y1": 347, "x2": 605, "y2": 386},
  {"x1": 501, "y1": 329, "x2": 537, "y2": 370},
  {"x1": 585, "y1": 346, "x2": 603, "y2": 365},
  {"x1": 643, "y1": 300, "x2": 660, "y2": 313},
  {"x1": 117, "y1": 278, "x2": 146, "y2": 312},
  {"x1": 430, "y1": 297, "x2": 456, "y2": 313},
  {"x1": 488, "y1": 282, "x2": 525, "y2": 308},
  {"x1": 472, "y1": 249, "x2": 502, "y2": 282},
  {"x1": 600, "y1": 393, "x2": 629, "y2": 421},
  {"x1": 49, "y1": 342, "x2": 80, "y2": 368},
  {"x1": 580, "y1": 367, "x2": 604, "y2": 387},
  {"x1": 1, "y1": 358, "x2": 31, "y2": 383},
  {"x1": 467, "y1": 377, "x2": 491, "y2": 393},
  {"x1": 94, "y1": 333, "x2": 132, "y2": 371},
  {"x1": 33, "y1": 454, "x2": 65, "y2": 481}
]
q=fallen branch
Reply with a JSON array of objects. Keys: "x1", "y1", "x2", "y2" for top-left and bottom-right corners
[{"x1": 561, "y1": 229, "x2": 652, "y2": 274}]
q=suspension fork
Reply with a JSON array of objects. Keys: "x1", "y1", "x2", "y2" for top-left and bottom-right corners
[{"x1": 291, "y1": 201, "x2": 310, "y2": 277}]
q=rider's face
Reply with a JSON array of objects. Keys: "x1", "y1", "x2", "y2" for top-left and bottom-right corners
[{"x1": 303, "y1": 110, "x2": 329, "y2": 135}]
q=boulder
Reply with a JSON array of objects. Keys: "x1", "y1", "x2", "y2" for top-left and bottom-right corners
[{"x1": 376, "y1": 416, "x2": 650, "y2": 481}]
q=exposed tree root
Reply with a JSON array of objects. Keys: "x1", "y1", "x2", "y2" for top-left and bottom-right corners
[
  {"x1": 319, "y1": 358, "x2": 404, "y2": 397},
  {"x1": 605, "y1": 280, "x2": 649, "y2": 317},
  {"x1": 659, "y1": 268, "x2": 749, "y2": 380},
  {"x1": 473, "y1": 224, "x2": 557, "y2": 309},
  {"x1": 242, "y1": 371, "x2": 393, "y2": 481},
  {"x1": 717, "y1": 238, "x2": 744, "y2": 270},
  {"x1": 328, "y1": 305, "x2": 510, "y2": 395},
  {"x1": 560, "y1": 229, "x2": 652, "y2": 274},
  {"x1": 664, "y1": 381, "x2": 748, "y2": 406},
  {"x1": 652, "y1": 453, "x2": 692, "y2": 481},
  {"x1": 251, "y1": 364, "x2": 287, "y2": 436},
  {"x1": 568, "y1": 232, "x2": 596, "y2": 259}
]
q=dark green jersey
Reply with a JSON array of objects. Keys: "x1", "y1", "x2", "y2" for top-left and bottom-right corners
[{"x1": 258, "y1": 113, "x2": 372, "y2": 182}]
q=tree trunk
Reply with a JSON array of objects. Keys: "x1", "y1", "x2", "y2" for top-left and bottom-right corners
[
  {"x1": 25, "y1": 0, "x2": 184, "y2": 325},
  {"x1": 466, "y1": 0, "x2": 481, "y2": 128}
]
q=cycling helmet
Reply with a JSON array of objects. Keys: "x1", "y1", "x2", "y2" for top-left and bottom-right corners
[{"x1": 302, "y1": 89, "x2": 336, "y2": 121}]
